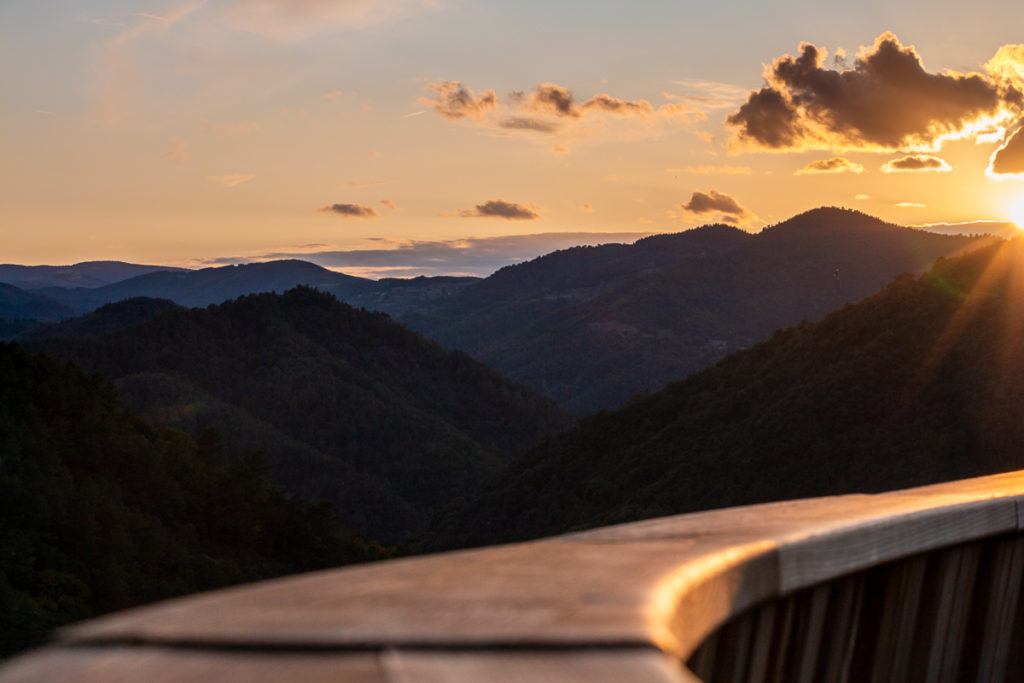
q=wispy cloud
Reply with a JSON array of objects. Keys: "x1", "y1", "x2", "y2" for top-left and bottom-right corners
[
  {"x1": 895, "y1": 202, "x2": 927, "y2": 208},
  {"x1": 163, "y1": 138, "x2": 189, "y2": 165},
  {"x1": 208, "y1": 173, "x2": 255, "y2": 187},
  {"x1": 220, "y1": 0, "x2": 445, "y2": 42},
  {"x1": 422, "y1": 80, "x2": 704, "y2": 142},
  {"x1": 94, "y1": 1, "x2": 206, "y2": 124}
]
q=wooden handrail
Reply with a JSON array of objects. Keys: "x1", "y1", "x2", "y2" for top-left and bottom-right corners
[{"x1": 4, "y1": 471, "x2": 1024, "y2": 681}]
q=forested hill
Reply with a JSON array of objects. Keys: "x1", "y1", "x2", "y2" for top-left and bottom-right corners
[
  {"x1": 403, "y1": 207, "x2": 986, "y2": 413},
  {"x1": 0, "y1": 342, "x2": 386, "y2": 657},
  {"x1": 26, "y1": 287, "x2": 571, "y2": 543},
  {"x1": 428, "y1": 238, "x2": 1024, "y2": 549}
]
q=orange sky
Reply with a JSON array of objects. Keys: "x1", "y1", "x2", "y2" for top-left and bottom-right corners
[{"x1": 3, "y1": 1, "x2": 1024, "y2": 276}]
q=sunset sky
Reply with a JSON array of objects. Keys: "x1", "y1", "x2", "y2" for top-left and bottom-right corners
[{"x1": 4, "y1": 0, "x2": 1024, "y2": 276}]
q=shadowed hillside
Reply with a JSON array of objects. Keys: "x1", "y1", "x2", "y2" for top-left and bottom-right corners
[
  {"x1": 404, "y1": 208, "x2": 987, "y2": 413},
  {"x1": 0, "y1": 343, "x2": 386, "y2": 657},
  {"x1": 26, "y1": 287, "x2": 570, "y2": 543},
  {"x1": 428, "y1": 239, "x2": 1024, "y2": 549}
]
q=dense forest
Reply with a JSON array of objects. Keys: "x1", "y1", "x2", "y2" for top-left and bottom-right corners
[
  {"x1": 404, "y1": 207, "x2": 985, "y2": 413},
  {"x1": 427, "y1": 239, "x2": 1024, "y2": 549},
  {"x1": 0, "y1": 342, "x2": 386, "y2": 657},
  {"x1": 24, "y1": 287, "x2": 570, "y2": 543}
]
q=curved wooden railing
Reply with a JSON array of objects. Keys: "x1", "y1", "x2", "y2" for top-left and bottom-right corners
[{"x1": 4, "y1": 471, "x2": 1024, "y2": 681}]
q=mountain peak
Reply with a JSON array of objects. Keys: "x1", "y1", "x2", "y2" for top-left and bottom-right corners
[{"x1": 759, "y1": 206, "x2": 902, "y2": 239}]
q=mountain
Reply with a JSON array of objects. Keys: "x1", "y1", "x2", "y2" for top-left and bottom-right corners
[
  {"x1": 403, "y1": 208, "x2": 988, "y2": 413},
  {"x1": 428, "y1": 238, "x2": 1024, "y2": 549},
  {"x1": 32, "y1": 259, "x2": 481, "y2": 318},
  {"x1": 36, "y1": 260, "x2": 375, "y2": 314},
  {"x1": 0, "y1": 260, "x2": 186, "y2": 289},
  {"x1": 0, "y1": 283, "x2": 74, "y2": 331},
  {"x1": 0, "y1": 342, "x2": 386, "y2": 657},
  {"x1": 26, "y1": 287, "x2": 571, "y2": 543}
]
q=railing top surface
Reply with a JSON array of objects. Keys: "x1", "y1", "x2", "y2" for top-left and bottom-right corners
[{"x1": 5, "y1": 470, "x2": 1024, "y2": 681}]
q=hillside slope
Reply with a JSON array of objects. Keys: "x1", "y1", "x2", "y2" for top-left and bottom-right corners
[
  {"x1": 429, "y1": 239, "x2": 1024, "y2": 548},
  {"x1": 26, "y1": 287, "x2": 570, "y2": 542},
  {"x1": 0, "y1": 343, "x2": 386, "y2": 657},
  {"x1": 405, "y1": 208, "x2": 986, "y2": 413}
]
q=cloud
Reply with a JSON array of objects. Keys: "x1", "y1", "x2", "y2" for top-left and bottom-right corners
[
  {"x1": 727, "y1": 32, "x2": 1016, "y2": 152},
  {"x1": 163, "y1": 138, "x2": 189, "y2": 165},
  {"x1": 423, "y1": 80, "x2": 701, "y2": 139},
  {"x1": 318, "y1": 203, "x2": 378, "y2": 218},
  {"x1": 380, "y1": 199, "x2": 397, "y2": 210},
  {"x1": 855, "y1": 193, "x2": 871, "y2": 200},
  {"x1": 94, "y1": 1, "x2": 206, "y2": 124},
  {"x1": 895, "y1": 202, "x2": 926, "y2": 208},
  {"x1": 666, "y1": 79, "x2": 750, "y2": 109},
  {"x1": 207, "y1": 173, "x2": 255, "y2": 187},
  {"x1": 220, "y1": 0, "x2": 444, "y2": 41},
  {"x1": 499, "y1": 116, "x2": 562, "y2": 133},
  {"x1": 989, "y1": 128, "x2": 1024, "y2": 175},
  {"x1": 680, "y1": 189, "x2": 753, "y2": 219},
  {"x1": 552, "y1": 144, "x2": 570, "y2": 154},
  {"x1": 576, "y1": 203, "x2": 594, "y2": 212},
  {"x1": 454, "y1": 199, "x2": 540, "y2": 220},
  {"x1": 880, "y1": 154, "x2": 953, "y2": 173},
  {"x1": 324, "y1": 89, "x2": 343, "y2": 100},
  {"x1": 239, "y1": 231, "x2": 657, "y2": 278},
  {"x1": 795, "y1": 157, "x2": 865, "y2": 174},
  {"x1": 423, "y1": 81, "x2": 497, "y2": 121}
]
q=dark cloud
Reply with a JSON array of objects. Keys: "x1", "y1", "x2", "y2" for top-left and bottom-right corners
[
  {"x1": 728, "y1": 32, "x2": 1010, "y2": 151},
  {"x1": 795, "y1": 156, "x2": 865, "y2": 174},
  {"x1": 456, "y1": 199, "x2": 540, "y2": 220},
  {"x1": 581, "y1": 94, "x2": 654, "y2": 116},
  {"x1": 527, "y1": 83, "x2": 579, "y2": 117},
  {"x1": 990, "y1": 128, "x2": 1024, "y2": 175},
  {"x1": 880, "y1": 154, "x2": 952, "y2": 173},
  {"x1": 424, "y1": 81, "x2": 497, "y2": 120},
  {"x1": 318, "y1": 203, "x2": 379, "y2": 218},
  {"x1": 680, "y1": 190, "x2": 751, "y2": 217},
  {"x1": 498, "y1": 116, "x2": 562, "y2": 133}
]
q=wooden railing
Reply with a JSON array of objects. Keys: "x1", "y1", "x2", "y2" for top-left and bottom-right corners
[{"x1": 4, "y1": 471, "x2": 1024, "y2": 681}]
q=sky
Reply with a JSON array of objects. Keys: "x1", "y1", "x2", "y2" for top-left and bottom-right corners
[{"x1": 4, "y1": 0, "x2": 1024, "y2": 277}]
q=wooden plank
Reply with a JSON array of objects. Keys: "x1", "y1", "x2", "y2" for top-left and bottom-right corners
[
  {"x1": 0, "y1": 647, "x2": 382, "y2": 683},
  {"x1": 924, "y1": 544, "x2": 981, "y2": 683},
  {"x1": 379, "y1": 649, "x2": 698, "y2": 683},
  {"x1": 975, "y1": 536, "x2": 1024, "y2": 682},
  {"x1": 777, "y1": 498, "x2": 1016, "y2": 593},
  {"x1": 794, "y1": 584, "x2": 829, "y2": 683},
  {"x1": 868, "y1": 556, "x2": 926, "y2": 683}
]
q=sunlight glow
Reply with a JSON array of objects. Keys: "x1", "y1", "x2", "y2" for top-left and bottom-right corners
[{"x1": 1009, "y1": 198, "x2": 1024, "y2": 229}]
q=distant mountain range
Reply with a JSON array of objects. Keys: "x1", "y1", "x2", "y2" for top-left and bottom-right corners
[
  {"x1": 402, "y1": 207, "x2": 989, "y2": 412},
  {"x1": 0, "y1": 261, "x2": 187, "y2": 289},
  {"x1": 427, "y1": 238, "x2": 1024, "y2": 549},
  {"x1": 25, "y1": 288, "x2": 570, "y2": 543},
  {"x1": 0, "y1": 209, "x2": 1000, "y2": 413}
]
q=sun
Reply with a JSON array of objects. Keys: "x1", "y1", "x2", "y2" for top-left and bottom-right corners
[{"x1": 1010, "y1": 198, "x2": 1024, "y2": 231}]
